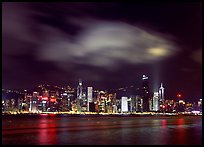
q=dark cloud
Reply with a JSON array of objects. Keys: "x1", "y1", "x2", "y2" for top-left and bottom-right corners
[
  {"x1": 191, "y1": 49, "x2": 202, "y2": 64},
  {"x1": 36, "y1": 20, "x2": 178, "y2": 69}
]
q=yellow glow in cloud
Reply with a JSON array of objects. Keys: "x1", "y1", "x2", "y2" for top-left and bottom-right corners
[{"x1": 147, "y1": 47, "x2": 169, "y2": 56}]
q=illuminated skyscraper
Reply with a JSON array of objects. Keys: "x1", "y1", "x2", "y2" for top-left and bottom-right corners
[
  {"x1": 30, "y1": 92, "x2": 39, "y2": 113},
  {"x1": 76, "y1": 79, "x2": 83, "y2": 112},
  {"x1": 87, "y1": 87, "x2": 93, "y2": 102},
  {"x1": 159, "y1": 83, "x2": 165, "y2": 104},
  {"x1": 77, "y1": 79, "x2": 83, "y2": 100},
  {"x1": 121, "y1": 97, "x2": 128, "y2": 112},
  {"x1": 153, "y1": 92, "x2": 159, "y2": 111},
  {"x1": 149, "y1": 98, "x2": 153, "y2": 111},
  {"x1": 135, "y1": 95, "x2": 143, "y2": 112},
  {"x1": 87, "y1": 87, "x2": 93, "y2": 112},
  {"x1": 158, "y1": 83, "x2": 165, "y2": 111},
  {"x1": 141, "y1": 75, "x2": 150, "y2": 112}
]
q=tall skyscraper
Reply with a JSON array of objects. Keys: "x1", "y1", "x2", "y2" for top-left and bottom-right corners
[
  {"x1": 136, "y1": 95, "x2": 143, "y2": 112},
  {"x1": 159, "y1": 83, "x2": 164, "y2": 103},
  {"x1": 77, "y1": 79, "x2": 83, "y2": 100},
  {"x1": 149, "y1": 98, "x2": 153, "y2": 111},
  {"x1": 159, "y1": 83, "x2": 165, "y2": 111},
  {"x1": 141, "y1": 75, "x2": 150, "y2": 112},
  {"x1": 121, "y1": 97, "x2": 128, "y2": 112},
  {"x1": 76, "y1": 79, "x2": 83, "y2": 112},
  {"x1": 30, "y1": 92, "x2": 39, "y2": 113},
  {"x1": 87, "y1": 87, "x2": 93, "y2": 112},
  {"x1": 153, "y1": 92, "x2": 159, "y2": 111}
]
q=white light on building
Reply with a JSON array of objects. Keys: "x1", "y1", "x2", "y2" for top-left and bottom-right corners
[
  {"x1": 63, "y1": 93, "x2": 67, "y2": 96},
  {"x1": 87, "y1": 87, "x2": 93, "y2": 112},
  {"x1": 42, "y1": 101, "x2": 47, "y2": 104},
  {"x1": 142, "y1": 75, "x2": 148, "y2": 80},
  {"x1": 121, "y1": 97, "x2": 128, "y2": 112},
  {"x1": 87, "y1": 87, "x2": 93, "y2": 103},
  {"x1": 159, "y1": 83, "x2": 165, "y2": 102}
]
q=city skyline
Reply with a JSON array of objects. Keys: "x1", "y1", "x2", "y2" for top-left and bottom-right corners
[
  {"x1": 2, "y1": 2, "x2": 202, "y2": 102},
  {"x1": 2, "y1": 77, "x2": 202, "y2": 114},
  {"x1": 1, "y1": 78, "x2": 199, "y2": 104}
]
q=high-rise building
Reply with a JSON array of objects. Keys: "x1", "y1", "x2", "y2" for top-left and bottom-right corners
[
  {"x1": 87, "y1": 87, "x2": 93, "y2": 112},
  {"x1": 159, "y1": 83, "x2": 165, "y2": 106},
  {"x1": 121, "y1": 97, "x2": 128, "y2": 112},
  {"x1": 41, "y1": 96, "x2": 49, "y2": 112},
  {"x1": 198, "y1": 99, "x2": 202, "y2": 112},
  {"x1": 67, "y1": 94, "x2": 73, "y2": 111},
  {"x1": 135, "y1": 95, "x2": 143, "y2": 112},
  {"x1": 76, "y1": 79, "x2": 83, "y2": 112},
  {"x1": 116, "y1": 99, "x2": 121, "y2": 113},
  {"x1": 77, "y1": 79, "x2": 83, "y2": 100},
  {"x1": 129, "y1": 96, "x2": 136, "y2": 112},
  {"x1": 81, "y1": 92, "x2": 87, "y2": 112},
  {"x1": 149, "y1": 95, "x2": 153, "y2": 111},
  {"x1": 97, "y1": 91, "x2": 107, "y2": 113},
  {"x1": 198, "y1": 99, "x2": 202, "y2": 106},
  {"x1": 49, "y1": 95, "x2": 57, "y2": 112},
  {"x1": 141, "y1": 75, "x2": 150, "y2": 112},
  {"x1": 153, "y1": 92, "x2": 159, "y2": 111},
  {"x1": 30, "y1": 92, "x2": 39, "y2": 113}
]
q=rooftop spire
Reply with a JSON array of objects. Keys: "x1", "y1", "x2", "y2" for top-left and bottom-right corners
[{"x1": 160, "y1": 82, "x2": 164, "y2": 89}]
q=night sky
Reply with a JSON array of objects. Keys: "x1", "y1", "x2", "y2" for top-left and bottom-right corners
[{"x1": 2, "y1": 2, "x2": 202, "y2": 101}]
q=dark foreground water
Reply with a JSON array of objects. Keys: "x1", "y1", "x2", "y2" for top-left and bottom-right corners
[{"x1": 2, "y1": 114, "x2": 202, "y2": 145}]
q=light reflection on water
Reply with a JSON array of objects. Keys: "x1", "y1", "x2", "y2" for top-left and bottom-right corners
[
  {"x1": 2, "y1": 115, "x2": 202, "y2": 145},
  {"x1": 38, "y1": 117, "x2": 58, "y2": 144}
]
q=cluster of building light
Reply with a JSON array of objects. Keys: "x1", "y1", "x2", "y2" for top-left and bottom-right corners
[{"x1": 2, "y1": 76, "x2": 202, "y2": 115}]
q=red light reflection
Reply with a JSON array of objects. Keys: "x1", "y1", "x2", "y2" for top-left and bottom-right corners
[
  {"x1": 178, "y1": 118, "x2": 184, "y2": 126},
  {"x1": 176, "y1": 118, "x2": 186, "y2": 144},
  {"x1": 161, "y1": 119, "x2": 166, "y2": 129},
  {"x1": 38, "y1": 117, "x2": 57, "y2": 144}
]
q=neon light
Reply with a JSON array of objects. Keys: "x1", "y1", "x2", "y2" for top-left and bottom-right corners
[
  {"x1": 177, "y1": 94, "x2": 182, "y2": 98},
  {"x1": 192, "y1": 111, "x2": 200, "y2": 114},
  {"x1": 42, "y1": 97, "x2": 48, "y2": 100},
  {"x1": 42, "y1": 101, "x2": 47, "y2": 104},
  {"x1": 50, "y1": 98, "x2": 56, "y2": 102}
]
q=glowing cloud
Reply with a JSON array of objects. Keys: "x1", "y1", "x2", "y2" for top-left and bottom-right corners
[
  {"x1": 147, "y1": 47, "x2": 170, "y2": 57},
  {"x1": 37, "y1": 20, "x2": 178, "y2": 69}
]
